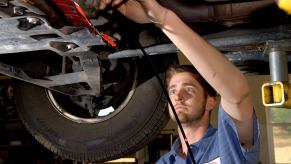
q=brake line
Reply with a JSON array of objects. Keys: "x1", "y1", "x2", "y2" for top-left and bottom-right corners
[{"x1": 137, "y1": 42, "x2": 196, "y2": 164}]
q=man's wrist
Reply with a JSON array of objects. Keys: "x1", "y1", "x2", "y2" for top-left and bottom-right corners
[
  {"x1": 138, "y1": 0, "x2": 169, "y2": 28},
  {"x1": 150, "y1": 8, "x2": 169, "y2": 28}
]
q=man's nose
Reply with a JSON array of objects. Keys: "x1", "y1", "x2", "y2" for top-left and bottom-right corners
[{"x1": 174, "y1": 90, "x2": 184, "y2": 102}]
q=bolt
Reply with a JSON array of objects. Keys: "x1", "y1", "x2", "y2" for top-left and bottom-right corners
[
  {"x1": 26, "y1": 17, "x2": 40, "y2": 25},
  {"x1": 13, "y1": 7, "x2": 25, "y2": 16}
]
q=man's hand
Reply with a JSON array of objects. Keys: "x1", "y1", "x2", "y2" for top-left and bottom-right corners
[
  {"x1": 98, "y1": 0, "x2": 169, "y2": 26},
  {"x1": 98, "y1": 0, "x2": 125, "y2": 10},
  {"x1": 136, "y1": 0, "x2": 169, "y2": 27},
  {"x1": 98, "y1": 0, "x2": 149, "y2": 23}
]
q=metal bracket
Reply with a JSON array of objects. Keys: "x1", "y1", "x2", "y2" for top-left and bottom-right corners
[
  {"x1": 0, "y1": 62, "x2": 95, "y2": 96},
  {"x1": 79, "y1": 51, "x2": 102, "y2": 96},
  {"x1": 0, "y1": 16, "x2": 104, "y2": 55}
]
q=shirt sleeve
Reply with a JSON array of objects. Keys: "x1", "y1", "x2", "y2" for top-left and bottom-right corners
[{"x1": 218, "y1": 105, "x2": 260, "y2": 163}]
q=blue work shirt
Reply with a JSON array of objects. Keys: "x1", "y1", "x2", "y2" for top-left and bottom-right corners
[{"x1": 157, "y1": 105, "x2": 260, "y2": 164}]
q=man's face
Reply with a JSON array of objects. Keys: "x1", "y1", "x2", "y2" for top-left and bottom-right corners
[{"x1": 168, "y1": 72, "x2": 207, "y2": 124}]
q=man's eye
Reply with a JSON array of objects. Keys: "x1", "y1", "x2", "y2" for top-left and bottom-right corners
[
  {"x1": 169, "y1": 89, "x2": 176, "y2": 95},
  {"x1": 185, "y1": 87, "x2": 193, "y2": 93}
]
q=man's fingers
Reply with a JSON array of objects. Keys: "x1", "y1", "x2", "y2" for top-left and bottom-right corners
[
  {"x1": 99, "y1": 0, "x2": 125, "y2": 10},
  {"x1": 98, "y1": 0, "x2": 106, "y2": 10},
  {"x1": 99, "y1": 0, "x2": 111, "y2": 10},
  {"x1": 112, "y1": 0, "x2": 124, "y2": 7}
]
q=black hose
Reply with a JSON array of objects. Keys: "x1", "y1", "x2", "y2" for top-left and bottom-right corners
[{"x1": 137, "y1": 42, "x2": 196, "y2": 164}]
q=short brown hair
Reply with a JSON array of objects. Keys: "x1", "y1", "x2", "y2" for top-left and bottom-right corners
[{"x1": 166, "y1": 65, "x2": 217, "y2": 97}]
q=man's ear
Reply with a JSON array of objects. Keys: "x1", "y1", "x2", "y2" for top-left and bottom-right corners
[{"x1": 206, "y1": 96, "x2": 217, "y2": 111}]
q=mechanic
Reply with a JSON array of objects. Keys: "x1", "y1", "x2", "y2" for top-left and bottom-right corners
[{"x1": 98, "y1": 0, "x2": 260, "y2": 163}]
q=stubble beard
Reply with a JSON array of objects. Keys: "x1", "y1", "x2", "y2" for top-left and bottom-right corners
[
  {"x1": 176, "y1": 108, "x2": 205, "y2": 124},
  {"x1": 170, "y1": 102, "x2": 206, "y2": 124}
]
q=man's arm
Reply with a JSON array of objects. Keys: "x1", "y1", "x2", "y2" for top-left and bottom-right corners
[
  {"x1": 99, "y1": 0, "x2": 254, "y2": 148},
  {"x1": 171, "y1": 18, "x2": 255, "y2": 147},
  {"x1": 149, "y1": 2, "x2": 254, "y2": 148}
]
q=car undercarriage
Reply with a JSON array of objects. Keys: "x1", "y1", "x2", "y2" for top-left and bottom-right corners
[{"x1": 0, "y1": 0, "x2": 290, "y2": 162}]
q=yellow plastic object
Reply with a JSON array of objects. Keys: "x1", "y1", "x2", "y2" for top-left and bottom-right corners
[
  {"x1": 262, "y1": 81, "x2": 291, "y2": 108},
  {"x1": 272, "y1": 83, "x2": 283, "y2": 103},
  {"x1": 278, "y1": 0, "x2": 291, "y2": 14}
]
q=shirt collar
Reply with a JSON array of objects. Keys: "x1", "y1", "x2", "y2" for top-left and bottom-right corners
[{"x1": 169, "y1": 125, "x2": 217, "y2": 159}]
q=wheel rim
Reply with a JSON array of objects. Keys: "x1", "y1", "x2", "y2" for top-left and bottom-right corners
[{"x1": 47, "y1": 59, "x2": 138, "y2": 123}]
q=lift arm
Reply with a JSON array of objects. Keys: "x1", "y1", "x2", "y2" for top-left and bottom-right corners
[{"x1": 262, "y1": 40, "x2": 291, "y2": 108}]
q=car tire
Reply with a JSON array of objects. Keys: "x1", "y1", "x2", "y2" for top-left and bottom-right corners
[{"x1": 14, "y1": 57, "x2": 172, "y2": 162}]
